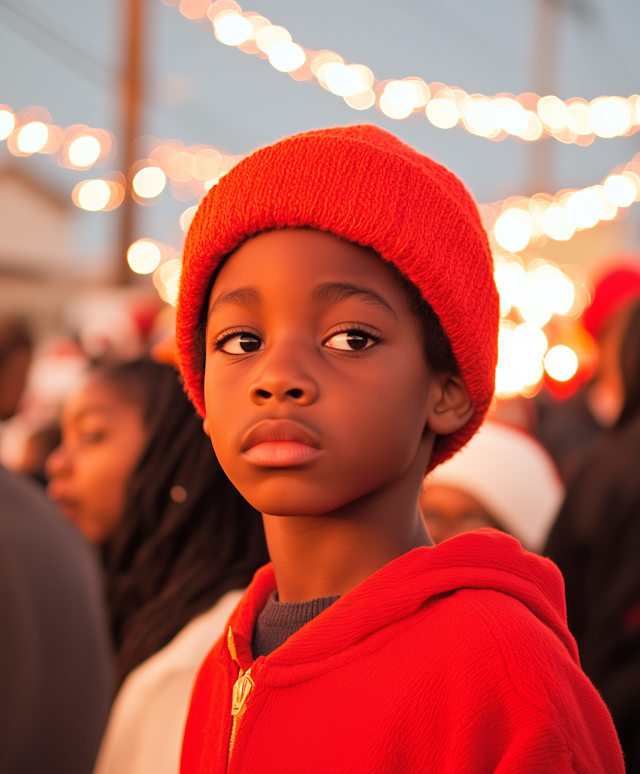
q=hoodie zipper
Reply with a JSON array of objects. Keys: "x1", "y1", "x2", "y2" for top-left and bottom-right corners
[{"x1": 227, "y1": 626, "x2": 255, "y2": 767}]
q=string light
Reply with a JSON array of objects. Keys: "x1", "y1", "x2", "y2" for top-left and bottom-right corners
[
  {"x1": 0, "y1": 104, "x2": 116, "y2": 170},
  {"x1": 485, "y1": 150, "x2": 640, "y2": 254},
  {"x1": 173, "y1": 1, "x2": 640, "y2": 145},
  {"x1": 127, "y1": 240, "x2": 163, "y2": 274}
]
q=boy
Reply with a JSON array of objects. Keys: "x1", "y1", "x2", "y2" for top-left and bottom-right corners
[{"x1": 176, "y1": 126, "x2": 623, "y2": 773}]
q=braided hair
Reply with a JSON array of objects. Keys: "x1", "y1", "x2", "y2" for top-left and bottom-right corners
[{"x1": 97, "y1": 360, "x2": 269, "y2": 686}]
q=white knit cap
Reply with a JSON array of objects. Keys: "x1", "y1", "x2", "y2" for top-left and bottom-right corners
[{"x1": 425, "y1": 421, "x2": 564, "y2": 553}]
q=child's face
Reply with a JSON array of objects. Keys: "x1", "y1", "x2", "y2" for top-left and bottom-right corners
[
  {"x1": 203, "y1": 228, "x2": 447, "y2": 518},
  {"x1": 46, "y1": 376, "x2": 148, "y2": 544}
]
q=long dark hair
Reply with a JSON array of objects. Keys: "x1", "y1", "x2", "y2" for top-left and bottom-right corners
[
  {"x1": 97, "y1": 360, "x2": 269, "y2": 686},
  {"x1": 616, "y1": 298, "x2": 640, "y2": 429}
]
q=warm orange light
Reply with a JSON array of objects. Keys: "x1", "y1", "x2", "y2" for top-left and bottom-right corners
[
  {"x1": 133, "y1": 166, "x2": 167, "y2": 198},
  {"x1": 545, "y1": 345, "x2": 578, "y2": 381},
  {"x1": 537, "y1": 96, "x2": 568, "y2": 129},
  {"x1": 68, "y1": 135, "x2": 101, "y2": 167},
  {"x1": 214, "y1": 12, "x2": 253, "y2": 45},
  {"x1": 604, "y1": 173, "x2": 637, "y2": 207},
  {"x1": 127, "y1": 240, "x2": 162, "y2": 274},
  {"x1": 17, "y1": 122, "x2": 48, "y2": 153},
  {"x1": 76, "y1": 179, "x2": 111, "y2": 211},
  {"x1": 589, "y1": 97, "x2": 631, "y2": 138},
  {"x1": 0, "y1": 109, "x2": 16, "y2": 140},
  {"x1": 269, "y1": 41, "x2": 306, "y2": 72},
  {"x1": 426, "y1": 98, "x2": 458, "y2": 129}
]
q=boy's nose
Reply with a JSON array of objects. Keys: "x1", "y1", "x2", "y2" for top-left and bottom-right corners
[{"x1": 248, "y1": 363, "x2": 319, "y2": 407}]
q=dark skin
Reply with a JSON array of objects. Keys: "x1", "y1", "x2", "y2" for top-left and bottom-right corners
[{"x1": 204, "y1": 229, "x2": 473, "y2": 602}]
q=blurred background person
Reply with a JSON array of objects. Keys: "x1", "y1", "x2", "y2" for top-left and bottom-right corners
[
  {"x1": 536, "y1": 261, "x2": 640, "y2": 485},
  {"x1": 421, "y1": 421, "x2": 564, "y2": 554},
  {"x1": 46, "y1": 359, "x2": 269, "y2": 774},
  {"x1": 0, "y1": 317, "x2": 112, "y2": 774},
  {"x1": 546, "y1": 296, "x2": 640, "y2": 771},
  {"x1": 0, "y1": 318, "x2": 32, "y2": 425}
]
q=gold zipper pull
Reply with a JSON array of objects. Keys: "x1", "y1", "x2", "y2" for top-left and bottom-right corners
[
  {"x1": 227, "y1": 627, "x2": 256, "y2": 765},
  {"x1": 231, "y1": 668, "x2": 254, "y2": 718}
]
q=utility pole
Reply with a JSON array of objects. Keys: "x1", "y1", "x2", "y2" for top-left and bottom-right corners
[
  {"x1": 117, "y1": 0, "x2": 144, "y2": 284},
  {"x1": 529, "y1": 0, "x2": 561, "y2": 195}
]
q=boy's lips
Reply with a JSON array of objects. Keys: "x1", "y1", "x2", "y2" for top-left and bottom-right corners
[{"x1": 241, "y1": 419, "x2": 322, "y2": 467}]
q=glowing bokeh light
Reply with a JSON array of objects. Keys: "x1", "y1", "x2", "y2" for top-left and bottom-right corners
[
  {"x1": 463, "y1": 98, "x2": 500, "y2": 137},
  {"x1": 604, "y1": 174, "x2": 637, "y2": 207},
  {"x1": 379, "y1": 81, "x2": 419, "y2": 119},
  {"x1": 214, "y1": 12, "x2": 252, "y2": 45},
  {"x1": 514, "y1": 323, "x2": 548, "y2": 359},
  {"x1": 77, "y1": 179, "x2": 111, "y2": 211},
  {"x1": 256, "y1": 25, "x2": 291, "y2": 54},
  {"x1": 153, "y1": 258, "x2": 183, "y2": 306},
  {"x1": 519, "y1": 111, "x2": 543, "y2": 141},
  {"x1": 537, "y1": 96, "x2": 568, "y2": 129},
  {"x1": 0, "y1": 110, "x2": 16, "y2": 140},
  {"x1": 345, "y1": 89, "x2": 375, "y2": 110},
  {"x1": 518, "y1": 297, "x2": 553, "y2": 328},
  {"x1": 324, "y1": 65, "x2": 365, "y2": 97},
  {"x1": 497, "y1": 99, "x2": 527, "y2": 136},
  {"x1": 544, "y1": 345, "x2": 578, "y2": 381},
  {"x1": 494, "y1": 209, "x2": 532, "y2": 253},
  {"x1": 268, "y1": 41, "x2": 306, "y2": 72},
  {"x1": 592, "y1": 185, "x2": 618, "y2": 220},
  {"x1": 495, "y1": 322, "x2": 544, "y2": 397},
  {"x1": 541, "y1": 205, "x2": 575, "y2": 241},
  {"x1": 566, "y1": 188, "x2": 604, "y2": 228},
  {"x1": 127, "y1": 240, "x2": 162, "y2": 274},
  {"x1": 494, "y1": 260, "x2": 526, "y2": 315},
  {"x1": 589, "y1": 97, "x2": 631, "y2": 138},
  {"x1": 68, "y1": 135, "x2": 101, "y2": 167},
  {"x1": 426, "y1": 98, "x2": 458, "y2": 129},
  {"x1": 405, "y1": 79, "x2": 430, "y2": 108},
  {"x1": 525, "y1": 264, "x2": 575, "y2": 316},
  {"x1": 179, "y1": 205, "x2": 198, "y2": 232},
  {"x1": 566, "y1": 101, "x2": 591, "y2": 135},
  {"x1": 133, "y1": 166, "x2": 167, "y2": 198},
  {"x1": 17, "y1": 122, "x2": 48, "y2": 153}
]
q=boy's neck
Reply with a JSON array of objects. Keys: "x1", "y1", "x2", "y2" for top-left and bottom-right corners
[{"x1": 262, "y1": 486, "x2": 432, "y2": 603}]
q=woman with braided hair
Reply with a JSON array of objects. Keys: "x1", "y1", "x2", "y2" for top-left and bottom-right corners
[{"x1": 46, "y1": 359, "x2": 269, "y2": 774}]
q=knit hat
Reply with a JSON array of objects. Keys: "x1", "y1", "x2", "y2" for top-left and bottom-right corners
[
  {"x1": 424, "y1": 421, "x2": 564, "y2": 552},
  {"x1": 583, "y1": 261, "x2": 640, "y2": 339},
  {"x1": 176, "y1": 125, "x2": 499, "y2": 470}
]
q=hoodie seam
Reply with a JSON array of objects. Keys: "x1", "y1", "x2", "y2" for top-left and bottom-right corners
[{"x1": 457, "y1": 592, "x2": 581, "y2": 769}]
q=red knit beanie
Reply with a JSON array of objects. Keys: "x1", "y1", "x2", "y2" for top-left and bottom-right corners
[{"x1": 176, "y1": 125, "x2": 499, "y2": 470}]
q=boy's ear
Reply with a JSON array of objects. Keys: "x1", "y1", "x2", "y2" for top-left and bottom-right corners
[
  {"x1": 203, "y1": 417, "x2": 211, "y2": 437},
  {"x1": 426, "y1": 374, "x2": 475, "y2": 436}
]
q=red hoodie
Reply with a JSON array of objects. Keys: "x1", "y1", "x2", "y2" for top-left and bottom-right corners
[{"x1": 181, "y1": 530, "x2": 623, "y2": 773}]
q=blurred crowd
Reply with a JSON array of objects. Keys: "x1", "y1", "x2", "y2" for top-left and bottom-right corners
[{"x1": 1, "y1": 258, "x2": 640, "y2": 772}]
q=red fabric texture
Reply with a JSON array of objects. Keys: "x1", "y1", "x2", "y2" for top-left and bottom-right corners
[
  {"x1": 175, "y1": 125, "x2": 499, "y2": 470},
  {"x1": 583, "y1": 263, "x2": 640, "y2": 338},
  {"x1": 181, "y1": 530, "x2": 623, "y2": 774}
]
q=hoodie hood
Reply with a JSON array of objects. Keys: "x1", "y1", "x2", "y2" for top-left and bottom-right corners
[{"x1": 226, "y1": 529, "x2": 578, "y2": 672}]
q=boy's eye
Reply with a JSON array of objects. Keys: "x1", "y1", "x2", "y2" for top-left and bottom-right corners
[
  {"x1": 324, "y1": 330, "x2": 377, "y2": 351},
  {"x1": 218, "y1": 333, "x2": 264, "y2": 354}
]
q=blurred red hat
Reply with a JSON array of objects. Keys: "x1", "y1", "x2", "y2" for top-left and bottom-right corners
[{"x1": 583, "y1": 260, "x2": 640, "y2": 339}]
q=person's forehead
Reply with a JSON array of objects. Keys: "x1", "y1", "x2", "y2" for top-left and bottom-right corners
[
  {"x1": 208, "y1": 228, "x2": 407, "y2": 310},
  {"x1": 64, "y1": 377, "x2": 128, "y2": 423}
]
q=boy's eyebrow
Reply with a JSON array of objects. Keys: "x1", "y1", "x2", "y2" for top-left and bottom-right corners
[
  {"x1": 312, "y1": 282, "x2": 398, "y2": 321},
  {"x1": 208, "y1": 286, "x2": 263, "y2": 319}
]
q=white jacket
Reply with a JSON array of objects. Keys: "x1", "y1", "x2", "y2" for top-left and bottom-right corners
[{"x1": 93, "y1": 590, "x2": 244, "y2": 774}]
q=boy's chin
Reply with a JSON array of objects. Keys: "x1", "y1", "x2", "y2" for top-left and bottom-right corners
[{"x1": 241, "y1": 484, "x2": 362, "y2": 520}]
